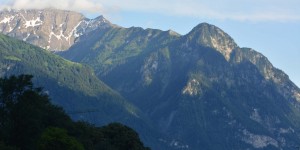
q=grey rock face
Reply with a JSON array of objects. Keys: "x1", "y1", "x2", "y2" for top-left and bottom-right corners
[
  {"x1": 0, "y1": 8, "x2": 111, "y2": 51},
  {"x1": 184, "y1": 23, "x2": 238, "y2": 60}
]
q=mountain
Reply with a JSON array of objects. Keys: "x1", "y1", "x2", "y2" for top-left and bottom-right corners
[
  {"x1": 2, "y1": 8, "x2": 300, "y2": 149},
  {"x1": 0, "y1": 9, "x2": 112, "y2": 51},
  {"x1": 61, "y1": 22, "x2": 300, "y2": 149},
  {"x1": 0, "y1": 33, "x2": 139, "y2": 122},
  {"x1": 59, "y1": 25, "x2": 180, "y2": 76},
  {"x1": 0, "y1": 33, "x2": 172, "y2": 149}
]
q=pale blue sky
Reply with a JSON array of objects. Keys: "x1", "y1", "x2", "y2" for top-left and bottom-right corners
[{"x1": 1, "y1": 0, "x2": 299, "y2": 87}]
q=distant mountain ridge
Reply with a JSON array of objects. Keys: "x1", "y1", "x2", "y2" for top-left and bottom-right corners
[{"x1": 0, "y1": 8, "x2": 112, "y2": 51}]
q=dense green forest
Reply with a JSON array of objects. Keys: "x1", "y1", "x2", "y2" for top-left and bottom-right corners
[
  {"x1": 0, "y1": 75, "x2": 150, "y2": 150},
  {"x1": 0, "y1": 33, "x2": 142, "y2": 127}
]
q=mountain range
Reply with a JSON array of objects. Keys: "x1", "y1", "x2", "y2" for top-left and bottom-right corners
[
  {"x1": 0, "y1": 33, "x2": 166, "y2": 149},
  {"x1": 1, "y1": 8, "x2": 300, "y2": 150}
]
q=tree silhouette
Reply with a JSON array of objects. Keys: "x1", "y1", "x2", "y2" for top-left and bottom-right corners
[{"x1": 0, "y1": 75, "x2": 150, "y2": 150}]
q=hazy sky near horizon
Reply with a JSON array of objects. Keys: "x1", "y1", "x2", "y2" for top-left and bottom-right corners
[{"x1": 0, "y1": 0, "x2": 299, "y2": 87}]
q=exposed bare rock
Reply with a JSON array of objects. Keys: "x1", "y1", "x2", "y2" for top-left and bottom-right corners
[
  {"x1": 184, "y1": 23, "x2": 238, "y2": 60},
  {"x1": 0, "y1": 8, "x2": 112, "y2": 51}
]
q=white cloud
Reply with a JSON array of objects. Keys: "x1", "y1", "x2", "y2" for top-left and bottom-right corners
[
  {"x1": 0, "y1": 0, "x2": 104, "y2": 13},
  {"x1": 1, "y1": 0, "x2": 300, "y2": 22}
]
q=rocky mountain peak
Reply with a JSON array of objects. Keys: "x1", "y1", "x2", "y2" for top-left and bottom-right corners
[
  {"x1": 0, "y1": 8, "x2": 112, "y2": 51},
  {"x1": 166, "y1": 29, "x2": 180, "y2": 36},
  {"x1": 185, "y1": 23, "x2": 238, "y2": 60}
]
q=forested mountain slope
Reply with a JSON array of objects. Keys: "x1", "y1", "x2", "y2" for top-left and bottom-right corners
[
  {"x1": 60, "y1": 23, "x2": 300, "y2": 150},
  {"x1": 0, "y1": 33, "x2": 169, "y2": 149}
]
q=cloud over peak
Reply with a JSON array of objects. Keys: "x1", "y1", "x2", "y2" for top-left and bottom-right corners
[
  {"x1": 0, "y1": 0, "x2": 104, "y2": 14},
  {"x1": 1, "y1": 0, "x2": 300, "y2": 22}
]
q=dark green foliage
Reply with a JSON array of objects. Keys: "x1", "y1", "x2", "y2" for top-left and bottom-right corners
[
  {"x1": 0, "y1": 75, "x2": 74, "y2": 149},
  {"x1": 38, "y1": 127, "x2": 84, "y2": 150},
  {"x1": 0, "y1": 33, "x2": 113, "y2": 96},
  {"x1": 72, "y1": 122, "x2": 151, "y2": 150},
  {"x1": 0, "y1": 141, "x2": 18, "y2": 150},
  {"x1": 0, "y1": 75, "x2": 150, "y2": 150},
  {"x1": 0, "y1": 33, "x2": 141, "y2": 126},
  {"x1": 100, "y1": 123, "x2": 151, "y2": 150}
]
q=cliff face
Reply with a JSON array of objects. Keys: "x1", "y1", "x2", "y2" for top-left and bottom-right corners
[
  {"x1": 183, "y1": 23, "x2": 238, "y2": 61},
  {"x1": 0, "y1": 9, "x2": 112, "y2": 51}
]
